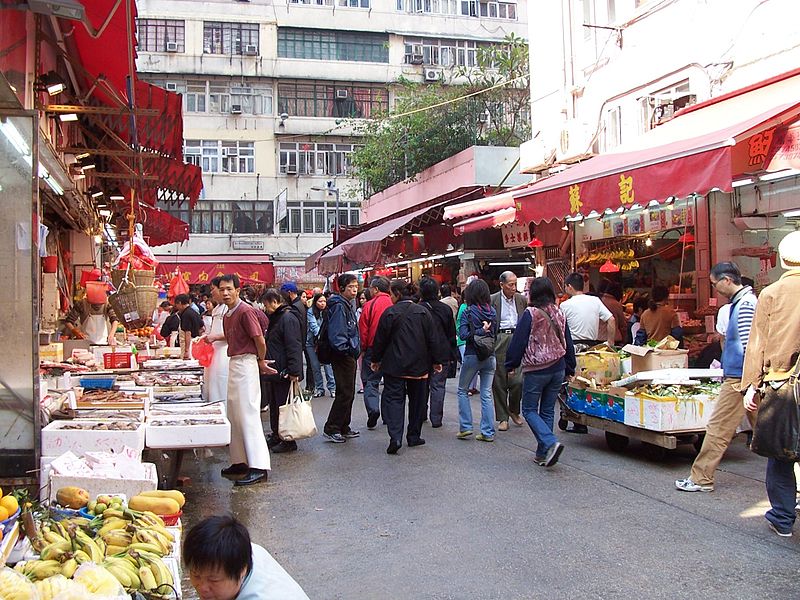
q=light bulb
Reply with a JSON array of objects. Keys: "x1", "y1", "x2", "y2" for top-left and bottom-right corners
[{"x1": 645, "y1": 237, "x2": 652, "y2": 247}]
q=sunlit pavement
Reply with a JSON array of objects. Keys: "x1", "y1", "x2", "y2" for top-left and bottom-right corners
[{"x1": 180, "y1": 379, "x2": 798, "y2": 600}]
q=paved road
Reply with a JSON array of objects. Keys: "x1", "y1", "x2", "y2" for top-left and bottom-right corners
[{"x1": 180, "y1": 381, "x2": 798, "y2": 599}]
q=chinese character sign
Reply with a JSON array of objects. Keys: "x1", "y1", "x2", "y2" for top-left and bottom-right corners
[
  {"x1": 618, "y1": 174, "x2": 634, "y2": 205},
  {"x1": 568, "y1": 184, "x2": 583, "y2": 214},
  {"x1": 749, "y1": 128, "x2": 775, "y2": 166},
  {"x1": 501, "y1": 222, "x2": 531, "y2": 248}
]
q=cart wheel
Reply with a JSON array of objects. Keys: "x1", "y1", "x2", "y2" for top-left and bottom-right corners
[
  {"x1": 693, "y1": 433, "x2": 705, "y2": 453},
  {"x1": 642, "y1": 442, "x2": 667, "y2": 461},
  {"x1": 605, "y1": 431, "x2": 629, "y2": 452},
  {"x1": 558, "y1": 418, "x2": 569, "y2": 431}
]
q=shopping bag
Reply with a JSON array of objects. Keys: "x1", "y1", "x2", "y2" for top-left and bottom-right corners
[
  {"x1": 191, "y1": 337, "x2": 214, "y2": 367},
  {"x1": 278, "y1": 381, "x2": 318, "y2": 441}
]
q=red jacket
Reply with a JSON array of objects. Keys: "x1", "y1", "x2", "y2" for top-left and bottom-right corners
[{"x1": 358, "y1": 292, "x2": 393, "y2": 350}]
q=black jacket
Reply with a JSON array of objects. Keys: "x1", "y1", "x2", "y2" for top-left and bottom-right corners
[
  {"x1": 420, "y1": 299, "x2": 459, "y2": 364},
  {"x1": 326, "y1": 294, "x2": 360, "y2": 358},
  {"x1": 371, "y1": 299, "x2": 450, "y2": 378},
  {"x1": 289, "y1": 297, "x2": 308, "y2": 344},
  {"x1": 265, "y1": 304, "x2": 304, "y2": 381}
]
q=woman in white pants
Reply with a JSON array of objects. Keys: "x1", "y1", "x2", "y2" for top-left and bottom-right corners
[{"x1": 203, "y1": 279, "x2": 230, "y2": 405}]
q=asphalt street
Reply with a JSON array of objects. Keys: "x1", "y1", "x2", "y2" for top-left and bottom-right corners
[{"x1": 179, "y1": 379, "x2": 799, "y2": 600}]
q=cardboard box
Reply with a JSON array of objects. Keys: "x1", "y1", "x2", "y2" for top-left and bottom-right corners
[
  {"x1": 576, "y1": 351, "x2": 622, "y2": 386},
  {"x1": 41, "y1": 420, "x2": 146, "y2": 456},
  {"x1": 565, "y1": 386, "x2": 587, "y2": 413},
  {"x1": 624, "y1": 393, "x2": 716, "y2": 431},
  {"x1": 40, "y1": 342, "x2": 64, "y2": 363},
  {"x1": 48, "y1": 463, "x2": 158, "y2": 504},
  {"x1": 622, "y1": 344, "x2": 689, "y2": 372},
  {"x1": 145, "y1": 416, "x2": 231, "y2": 449}
]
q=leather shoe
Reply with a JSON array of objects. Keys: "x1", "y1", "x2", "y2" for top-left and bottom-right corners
[
  {"x1": 510, "y1": 413, "x2": 524, "y2": 427},
  {"x1": 266, "y1": 434, "x2": 280, "y2": 449},
  {"x1": 408, "y1": 438, "x2": 426, "y2": 447},
  {"x1": 234, "y1": 469, "x2": 268, "y2": 486},
  {"x1": 272, "y1": 440, "x2": 297, "y2": 454},
  {"x1": 498, "y1": 421, "x2": 509, "y2": 431},
  {"x1": 387, "y1": 440, "x2": 401, "y2": 454},
  {"x1": 221, "y1": 463, "x2": 249, "y2": 477},
  {"x1": 367, "y1": 413, "x2": 379, "y2": 429}
]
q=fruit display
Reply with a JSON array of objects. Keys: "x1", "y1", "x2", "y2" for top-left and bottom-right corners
[
  {"x1": 0, "y1": 488, "x2": 20, "y2": 522},
  {"x1": 127, "y1": 493, "x2": 183, "y2": 516},
  {"x1": 55, "y1": 487, "x2": 89, "y2": 510},
  {"x1": 0, "y1": 566, "x2": 37, "y2": 600},
  {"x1": 127, "y1": 326, "x2": 154, "y2": 338},
  {"x1": 84, "y1": 495, "x2": 125, "y2": 518}
]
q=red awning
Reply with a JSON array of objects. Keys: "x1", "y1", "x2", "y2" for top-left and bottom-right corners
[
  {"x1": 452, "y1": 206, "x2": 517, "y2": 235},
  {"x1": 318, "y1": 202, "x2": 447, "y2": 274},
  {"x1": 304, "y1": 245, "x2": 331, "y2": 274},
  {"x1": 443, "y1": 190, "x2": 517, "y2": 221},
  {"x1": 515, "y1": 102, "x2": 800, "y2": 224},
  {"x1": 155, "y1": 259, "x2": 275, "y2": 285},
  {"x1": 139, "y1": 205, "x2": 189, "y2": 247}
]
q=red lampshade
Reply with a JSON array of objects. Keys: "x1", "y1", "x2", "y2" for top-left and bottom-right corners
[
  {"x1": 527, "y1": 237, "x2": 544, "y2": 248},
  {"x1": 678, "y1": 232, "x2": 695, "y2": 243},
  {"x1": 599, "y1": 259, "x2": 620, "y2": 273}
]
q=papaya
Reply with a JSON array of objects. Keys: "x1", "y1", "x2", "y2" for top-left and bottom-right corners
[
  {"x1": 137, "y1": 489, "x2": 185, "y2": 508},
  {"x1": 128, "y1": 495, "x2": 181, "y2": 515},
  {"x1": 56, "y1": 486, "x2": 90, "y2": 509}
]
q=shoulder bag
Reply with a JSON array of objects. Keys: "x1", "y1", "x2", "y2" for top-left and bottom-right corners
[
  {"x1": 278, "y1": 380, "x2": 318, "y2": 442},
  {"x1": 468, "y1": 307, "x2": 495, "y2": 361}
]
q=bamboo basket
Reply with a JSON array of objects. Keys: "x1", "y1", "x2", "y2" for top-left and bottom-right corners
[
  {"x1": 111, "y1": 269, "x2": 155, "y2": 289},
  {"x1": 109, "y1": 283, "x2": 159, "y2": 330}
]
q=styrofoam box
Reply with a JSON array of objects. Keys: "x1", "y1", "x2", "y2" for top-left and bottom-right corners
[
  {"x1": 145, "y1": 417, "x2": 231, "y2": 449},
  {"x1": 147, "y1": 404, "x2": 225, "y2": 421},
  {"x1": 162, "y1": 556, "x2": 182, "y2": 599},
  {"x1": 624, "y1": 394, "x2": 717, "y2": 432},
  {"x1": 42, "y1": 420, "x2": 145, "y2": 456},
  {"x1": 48, "y1": 462, "x2": 158, "y2": 504}
]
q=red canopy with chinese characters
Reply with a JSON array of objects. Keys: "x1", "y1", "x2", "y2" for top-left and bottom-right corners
[
  {"x1": 156, "y1": 261, "x2": 275, "y2": 285},
  {"x1": 515, "y1": 103, "x2": 800, "y2": 224}
]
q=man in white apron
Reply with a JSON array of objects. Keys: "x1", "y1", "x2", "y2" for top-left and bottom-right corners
[
  {"x1": 63, "y1": 298, "x2": 120, "y2": 346},
  {"x1": 219, "y1": 274, "x2": 275, "y2": 486},
  {"x1": 202, "y1": 277, "x2": 230, "y2": 405}
]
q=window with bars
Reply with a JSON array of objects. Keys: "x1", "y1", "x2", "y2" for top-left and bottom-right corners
[
  {"x1": 183, "y1": 80, "x2": 273, "y2": 115},
  {"x1": 278, "y1": 142, "x2": 360, "y2": 176},
  {"x1": 159, "y1": 200, "x2": 275, "y2": 234},
  {"x1": 277, "y1": 200, "x2": 360, "y2": 234},
  {"x1": 136, "y1": 19, "x2": 185, "y2": 52},
  {"x1": 277, "y1": 28, "x2": 389, "y2": 63},
  {"x1": 203, "y1": 22, "x2": 259, "y2": 55},
  {"x1": 403, "y1": 37, "x2": 480, "y2": 67},
  {"x1": 183, "y1": 140, "x2": 256, "y2": 174},
  {"x1": 458, "y1": 0, "x2": 516, "y2": 19},
  {"x1": 289, "y1": 0, "x2": 370, "y2": 5},
  {"x1": 277, "y1": 81, "x2": 387, "y2": 118},
  {"x1": 397, "y1": 0, "x2": 459, "y2": 15}
]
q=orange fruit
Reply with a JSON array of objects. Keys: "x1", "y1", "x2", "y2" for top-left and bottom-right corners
[
  {"x1": 0, "y1": 506, "x2": 8, "y2": 521},
  {"x1": 0, "y1": 495, "x2": 18, "y2": 516}
]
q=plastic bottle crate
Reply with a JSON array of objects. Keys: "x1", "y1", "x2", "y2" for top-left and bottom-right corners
[{"x1": 103, "y1": 352, "x2": 133, "y2": 369}]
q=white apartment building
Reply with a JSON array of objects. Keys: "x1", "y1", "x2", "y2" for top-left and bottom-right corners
[
  {"x1": 134, "y1": 0, "x2": 528, "y2": 281},
  {"x1": 522, "y1": 0, "x2": 800, "y2": 168}
]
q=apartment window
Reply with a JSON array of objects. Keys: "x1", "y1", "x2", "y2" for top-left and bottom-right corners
[
  {"x1": 137, "y1": 19, "x2": 185, "y2": 52},
  {"x1": 183, "y1": 140, "x2": 256, "y2": 174},
  {"x1": 277, "y1": 28, "x2": 389, "y2": 63},
  {"x1": 278, "y1": 141, "x2": 360, "y2": 176},
  {"x1": 278, "y1": 81, "x2": 388, "y2": 118},
  {"x1": 185, "y1": 80, "x2": 207, "y2": 113},
  {"x1": 184, "y1": 80, "x2": 273, "y2": 115},
  {"x1": 603, "y1": 106, "x2": 621, "y2": 151},
  {"x1": 459, "y1": 0, "x2": 515, "y2": 19},
  {"x1": 278, "y1": 199, "x2": 360, "y2": 233},
  {"x1": 404, "y1": 38, "x2": 480, "y2": 67},
  {"x1": 290, "y1": 0, "x2": 369, "y2": 6},
  {"x1": 203, "y1": 22, "x2": 259, "y2": 55},
  {"x1": 398, "y1": 0, "x2": 459, "y2": 15},
  {"x1": 160, "y1": 199, "x2": 274, "y2": 234}
]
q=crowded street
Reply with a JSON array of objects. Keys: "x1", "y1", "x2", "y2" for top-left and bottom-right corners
[{"x1": 180, "y1": 386, "x2": 797, "y2": 599}]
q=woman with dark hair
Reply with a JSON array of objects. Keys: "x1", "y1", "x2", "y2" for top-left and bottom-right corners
[
  {"x1": 419, "y1": 277, "x2": 458, "y2": 427},
  {"x1": 456, "y1": 278, "x2": 498, "y2": 441},
  {"x1": 306, "y1": 293, "x2": 336, "y2": 398},
  {"x1": 638, "y1": 285, "x2": 681, "y2": 343},
  {"x1": 261, "y1": 288, "x2": 304, "y2": 453},
  {"x1": 505, "y1": 277, "x2": 576, "y2": 467}
]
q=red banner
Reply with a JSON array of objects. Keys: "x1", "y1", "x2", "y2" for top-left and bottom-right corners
[{"x1": 156, "y1": 262, "x2": 275, "y2": 285}]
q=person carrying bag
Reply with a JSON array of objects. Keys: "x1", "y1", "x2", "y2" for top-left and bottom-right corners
[{"x1": 279, "y1": 380, "x2": 318, "y2": 442}]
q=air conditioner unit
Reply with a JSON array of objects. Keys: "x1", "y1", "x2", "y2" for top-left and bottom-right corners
[
  {"x1": 164, "y1": 82, "x2": 178, "y2": 92},
  {"x1": 285, "y1": 166, "x2": 298, "y2": 175},
  {"x1": 335, "y1": 89, "x2": 348, "y2": 99},
  {"x1": 230, "y1": 104, "x2": 243, "y2": 114},
  {"x1": 424, "y1": 69, "x2": 442, "y2": 82},
  {"x1": 243, "y1": 44, "x2": 258, "y2": 56},
  {"x1": 409, "y1": 54, "x2": 424, "y2": 65},
  {"x1": 165, "y1": 41, "x2": 179, "y2": 52},
  {"x1": 224, "y1": 148, "x2": 238, "y2": 157},
  {"x1": 555, "y1": 119, "x2": 593, "y2": 163}
]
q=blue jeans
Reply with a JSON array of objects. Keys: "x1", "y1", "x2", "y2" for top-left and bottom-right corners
[
  {"x1": 522, "y1": 369, "x2": 564, "y2": 459},
  {"x1": 306, "y1": 342, "x2": 335, "y2": 395},
  {"x1": 362, "y1": 348, "x2": 382, "y2": 419},
  {"x1": 765, "y1": 458, "x2": 797, "y2": 533},
  {"x1": 458, "y1": 345, "x2": 478, "y2": 389},
  {"x1": 457, "y1": 353, "x2": 496, "y2": 437}
]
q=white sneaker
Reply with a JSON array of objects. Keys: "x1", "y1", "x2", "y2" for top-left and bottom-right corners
[
  {"x1": 768, "y1": 521, "x2": 792, "y2": 538},
  {"x1": 675, "y1": 477, "x2": 714, "y2": 492}
]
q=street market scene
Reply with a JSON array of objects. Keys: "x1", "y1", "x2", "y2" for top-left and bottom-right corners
[{"x1": 2, "y1": 0, "x2": 800, "y2": 598}]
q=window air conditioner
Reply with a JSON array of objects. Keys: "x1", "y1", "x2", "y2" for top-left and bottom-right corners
[
  {"x1": 165, "y1": 82, "x2": 178, "y2": 91},
  {"x1": 424, "y1": 69, "x2": 442, "y2": 82},
  {"x1": 230, "y1": 104, "x2": 243, "y2": 114},
  {"x1": 166, "y1": 41, "x2": 179, "y2": 52},
  {"x1": 335, "y1": 89, "x2": 349, "y2": 99},
  {"x1": 285, "y1": 166, "x2": 298, "y2": 175},
  {"x1": 225, "y1": 148, "x2": 239, "y2": 157},
  {"x1": 409, "y1": 54, "x2": 424, "y2": 65},
  {"x1": 243, "y1": 44, "x2": 258, "y2": 56}
]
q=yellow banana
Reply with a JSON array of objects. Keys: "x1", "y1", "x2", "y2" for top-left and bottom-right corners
[
  {"x1": 80, "y1": 537, "x2": 105, "y2": 563},
  {"x1": 102, "y1": 508, "x2": 128, "y2": 520},
  {"x1": 104, "y1": 562, "x2": 133, "y2": 588},
  {"x1": 139, "y1": 511, "x2": 166, "y2": 528},
  {"x1": 151, "y1": 557, "x2": 173, "y2": 588},
  {"x1": 138, "y1": 565, "x2": 158, "y2": 591},
  {"x1": 39, "y1": 540, "x2": 71, "y2": 561},
  {"x1": 61, "y1": 557, "x2": 79, "y2": 578},
  {"x1": 102, "y1": 530, "x2": 133, "y2": 547},
  {"x1": 127, "y1": 542, "x2": 165, "y2": 556},
  {"x1": 104, "y1": 544, "x2": 129, "y2": 556},
  {"x1": 73, "y1": 550, "x2": 91, "y2": 564},
  {"x1": 26, "y1": 559, "x2": 64, "y2": 580},
  {"x1": 43, "y1": 530, "x2": 67, "y2": 545}
]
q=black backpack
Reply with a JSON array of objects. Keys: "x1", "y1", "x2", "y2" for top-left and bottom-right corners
[{"x1": 314, "y1": 309, "x2": 333, "y2": 365}]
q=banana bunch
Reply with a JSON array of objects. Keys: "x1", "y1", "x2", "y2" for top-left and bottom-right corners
[
  {"x1": 33, "y1": 574, "x2": 87, "y2": 600},
  {"x1": 102, "y1": 549, "x2": 174, "y2": 596},
  {"x1": 14, "y1": 559, "x2": 63, "y2": 581},
  {"x1": 99, "y1": 510, "x2": 174, "y2": 557},
  {"x1": 0, "y1": 567, "x2": 37, "y2": 600}
]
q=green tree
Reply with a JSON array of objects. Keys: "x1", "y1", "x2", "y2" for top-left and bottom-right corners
[{"x1": 350, "y1": 33, "x2": 530, "y2": 197}]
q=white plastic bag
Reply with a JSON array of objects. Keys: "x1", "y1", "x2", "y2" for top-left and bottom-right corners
[{"x1": 278, "y1": 381, "x2": 317, "y2": 441}]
